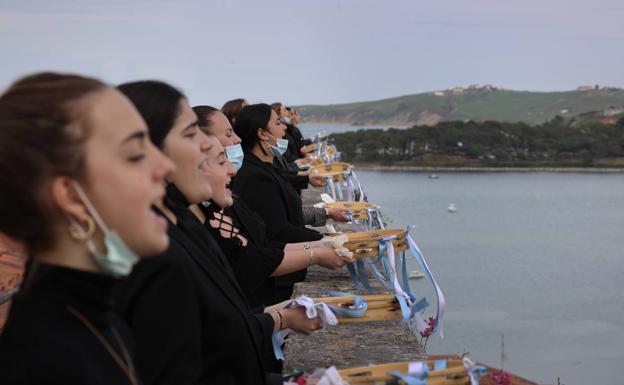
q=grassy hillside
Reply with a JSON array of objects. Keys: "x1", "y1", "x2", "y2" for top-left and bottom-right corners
[{"x1": 297, "y1": 88, "x2": 624, "y2": 126}]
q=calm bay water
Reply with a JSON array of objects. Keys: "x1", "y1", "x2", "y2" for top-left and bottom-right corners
[
  {"x1": 298, "y1": 123, "x2": 390, "y2": 138},
  {"x1": 356, "y1": 171, "x2": 624, "y2": 385}
]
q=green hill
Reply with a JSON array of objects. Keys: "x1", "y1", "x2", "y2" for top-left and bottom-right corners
[{"x1": 296, "y1": 87, "x2": 624, "y2": 126}]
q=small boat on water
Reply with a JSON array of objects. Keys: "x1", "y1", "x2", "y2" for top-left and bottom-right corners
[
  {"x1": 408, "y1": 270, "x2": 425, "y2": 279},
  {"x1": 428, "y1": 174, "x2": 439, "y2": 179},
  {"x1": 447, "y1": 203, "x2": 458, "y2": 213}
]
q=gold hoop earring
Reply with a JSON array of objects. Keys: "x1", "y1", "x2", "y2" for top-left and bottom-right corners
[{"x1": 68, "y1": 216, "x2": 96, "y2": 241}]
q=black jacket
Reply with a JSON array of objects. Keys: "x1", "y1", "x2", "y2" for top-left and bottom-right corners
[
  {"x1": 272, "y1": 154, "x2": 309, "y2": 195},
  {"x1": 117, "y1": 192, "x2": 273, "y2": 385},
  {"x1": 284, "y1": 124, "x2": 304, "y2": 162},
  {"x1": 232, "y1": 153, "x2": 322, "y2": 290},
  {"x1": 0, "y1": 264, "x2": 137, "y2": 385},
  {"x1": 232, "y1": 153, "x2": 322, "y2": 245}
]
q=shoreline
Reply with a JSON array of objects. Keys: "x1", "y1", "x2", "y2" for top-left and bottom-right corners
[{"x1": 354, "y1": 165, "x2": 624, "y2": 173}]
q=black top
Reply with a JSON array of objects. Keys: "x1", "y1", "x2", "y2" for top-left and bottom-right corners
[
  {"x1": 272, "y1": 154, "x2": 309, "y2": 195},
  {"x1": 117, "y1": 188, "x2": 274, "y2": 385},
  {"x1": 0, "y1": 264, "x2": 137, "y2": 385},
  {"x1": 283, "y1": 123, "x2": 305, "y2": 163},
  {"x1": 231, "y1": 153, "x2": 322, "y2": 288},
  {"x1": 232, "y1": 153, "x2": 322, "y2": 244},
  {"x1": 201, "y1": 199, "x2": 285, "y2": 307}
]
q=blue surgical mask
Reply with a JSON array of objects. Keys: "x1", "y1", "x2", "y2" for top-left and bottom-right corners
[
  {"x1": 68, "y1": 181, "x2": 139, "y2": 277},
  {"x1": 225, "y1": 143, "x2": 244, "y2": 171},
  {"x1": 265, "y1": 132, "x2": 289, "y2": 156}
]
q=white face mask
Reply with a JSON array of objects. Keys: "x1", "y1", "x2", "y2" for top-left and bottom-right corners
[
  {"x1": 265, "y1": 132, "x2": 289, "y2": 156},
  {"x1": 67, "y1": 181, "x2": 139, "y2": 277},
  {"x1": 225, "y1": 143, "x2": 244, "y2": 171}
]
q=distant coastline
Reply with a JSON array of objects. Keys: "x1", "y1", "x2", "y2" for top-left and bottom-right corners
[{"x1": 355, "y1": 164, "x2": 624, "y2": 173}]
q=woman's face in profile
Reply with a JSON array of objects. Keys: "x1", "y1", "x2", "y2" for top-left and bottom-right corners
[
  {"x1": 78, "y1": 88, "x2": 173, "y2": 257},
  {"x1": 265, "y1": 109, "x2": 287, "y2": 142},
  {"x1": 202, "y1": 136, "x2": 236, "y2": 208},
  {"x1": 162, "y1": 99, "x2": 214, "y2": 205},
  {"x1": 207, "y1": 111, "x2": 241, "y2": 148}
]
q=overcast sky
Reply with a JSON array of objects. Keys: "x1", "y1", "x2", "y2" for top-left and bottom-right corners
[{"x1": 0, "y1": 0, "x2": 622, "y2": 105}]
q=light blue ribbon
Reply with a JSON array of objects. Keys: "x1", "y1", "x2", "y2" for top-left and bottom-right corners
[
  {"x1": 468, "y1": 365, "x2": 488, "y2": 385},
  {"x1": 325, "y1": 291, "x2": 369, "y2": 318},
  {"x1": 387, "y1": 372, "x2": 427, "y2": 385},
  {"x1": 345, "y1": 262, "x2": 362, "y2": 292},
  {"x1": 387, "y1": 362, "x2": 429, "y2": 385},
  {"x1": 433, "y1": 359, "x2": 447, "y2": 371},
  {"x1": 271, "y1": 331, "x2": 285, "y2": 360},
  {"x1": 371, "y1": 233, "x2": 432, "y2": 321},
  {"x1": 406, "y1": 226, "x2": 445, "y2": 335},
  {"x1": 350, "y1": 170, "x2": 366, "y2": 202}
]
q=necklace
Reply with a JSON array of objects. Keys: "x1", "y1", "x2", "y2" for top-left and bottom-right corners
[{"x1": 67, "y1": 305, "x2": 139, "y2": 385}]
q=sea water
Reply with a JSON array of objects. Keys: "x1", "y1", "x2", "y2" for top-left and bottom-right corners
[{"x1": 356, "y1": 171, "x2": 624, "y2": 385}]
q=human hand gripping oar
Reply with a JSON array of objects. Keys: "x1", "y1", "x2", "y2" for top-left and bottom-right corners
[{"x1": 269, "y1": 296, "x2": 338, "y2": 360}]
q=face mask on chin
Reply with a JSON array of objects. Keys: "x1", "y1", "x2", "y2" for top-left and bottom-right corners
[
  {"x1": 67, "y1": 181, "x2": 139, "y2": 277},
  {"x1": 265, "y1": 131, "x2": 289, "y2": 156}
]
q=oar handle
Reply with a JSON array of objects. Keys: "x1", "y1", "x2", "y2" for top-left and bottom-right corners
[{"x1": 316, "y1": 294, "x2": 396, "y2": 304}]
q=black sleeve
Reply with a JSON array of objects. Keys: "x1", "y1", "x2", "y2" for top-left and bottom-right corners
[
  {"x1": 237, "y1": 172, "x2": 321, "y2": 243},
  {"x1": 250, "y1": 310, "x2": 282, "y2": 374},
  {"x1": 267, "y1": 240, "x2": 287, "y2": 250},
  {"x1": 225, "y1": 243, "x2": 284, "y2": 300},
  {"x1": 282, "y1": 173, "x2": 309, "y2": 192},
  {"x1": 283, "y1": 131, "x2": 299, "y2": 163},
  {"x1": 119, "y1": 251, "x2": 207, "y2": 385}
]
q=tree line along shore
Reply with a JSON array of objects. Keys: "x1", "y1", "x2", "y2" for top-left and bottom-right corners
[{"x1": 329, "y1": 117, "x2": 624, "y2": 170}]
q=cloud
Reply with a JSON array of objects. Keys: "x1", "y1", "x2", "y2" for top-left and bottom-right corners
[{"x1": 0, "y1": 0, "x2": 622, "y2": 104}]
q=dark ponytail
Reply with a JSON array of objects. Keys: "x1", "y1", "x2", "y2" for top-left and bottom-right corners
[{"x1": 233, "y1": 103, "x2": 273, "y2": 153}]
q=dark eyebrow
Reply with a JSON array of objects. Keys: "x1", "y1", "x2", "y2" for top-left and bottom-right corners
[
  {"x1": 183, "y1": 120, "x2": 199, "y2": 131},
  {"x1": 121, "y1": 130, "x2": 147, "y2": 144}
]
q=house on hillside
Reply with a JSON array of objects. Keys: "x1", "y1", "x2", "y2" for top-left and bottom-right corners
[
  {"x1": 603, "y1": 106, "x2": 624, "y2": 117},
  {"x1": 577, "y1": 85, "x2": 593, "y2": 91}
]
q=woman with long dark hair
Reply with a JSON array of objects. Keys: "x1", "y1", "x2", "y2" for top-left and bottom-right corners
[
  {"x1": 0, "y1": 72, "x2": 173, "y2": 385},
  {"x1": 231, "y1": 103, "x2": 328, "y2": 301},
  {"x1": 117, "y1": 81, "x2": 319, "y2": 385}
]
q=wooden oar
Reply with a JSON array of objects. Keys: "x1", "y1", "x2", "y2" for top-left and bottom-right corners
[
  {"x1": 315, "y1": 294, "x2": 396, "y2": 304},
  {"x1": 309, "y1": 162, "x2": 353, "y2": 183},
  {"x1": 315, "y1": 294, "x2": 404, "y2": 323},
  {"x1": 339, "y1": 229, "x2": 409, "y2": 259},
  {"x1": 339, "y1": 359, "x2": 470, "y2": 384},
  {"x1": 324, "y1": 201, "x2": 381, "y2": 222}
]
